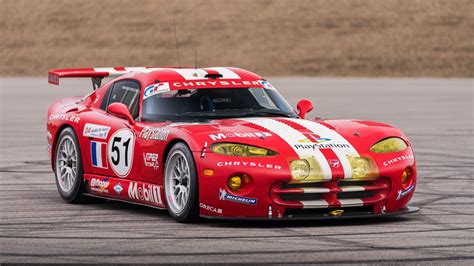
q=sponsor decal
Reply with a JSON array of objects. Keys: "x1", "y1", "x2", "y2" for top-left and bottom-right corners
[
  {"x1": 46, "y1": 130, "x2": 53, "y2": 139},
  {"x1": 83, "y1": 123, "x2": 110, "y2": 139},
  {"x1": 91, "y1": 141, "x2": 108, "y2": 169},
  {"x1": 217, "y1": 161, "x2": 282, "y2": 170},
  {"x1": 108, "y1": 129, "x2": 135, "y2": 178},
  {"x1": 258, "y1": 80, "x2": 275, "y2": 90},
  {"x1": 329, "y1": 209, "x2": 344, "y2": 216},
  {"x1": 114, "y1": 183, "x2": 123, "y2": 195},
  {"x1": 383, "y1": 154, "x2": 414, "y2": 166},
  {"x1": 212, "y1": 98, "x2": 232, "y2": 103},
  {"x1": 172, "y1": 80, "x2": 261, "y2": 88},
  {"x1": 298, "y1": 137, "x2": 331, "y2": 143},
  {"x1": 139, "y1": 127, "x2": 170, "y2": 141},
  {"x1": 143, "y1": 82, "x2": 170, "y2": 99},
  {"x1": 199, "y1": 203, "x2": 223, "y2": 214},
  {"x1": 219, "y1": 188, "x2": 257, "y2": 205},
  {"x1": 48, "y1": 113, "x2": 80, "y2": 123},
  {"x1": 128, "y1": 182, "x2": 163, "y2": 205},
  {"x1": 294, "y1": 143, "x2": 351, "y2": 150},
  {"x1": 397, "y1": 184, "x2": 415, "y2": 200},
  {"x1": 143, "y1": 153, "x2": 159, "y2": 170},
  {"x1": 90, "y1": 177, "x2": 110, "y2": 193},
  {"x1": 209, "y1": 132, "x2": 271, "y2": 141},
  {"x1": 329, "y1": 159, "x2": 340, "y2": 168}
]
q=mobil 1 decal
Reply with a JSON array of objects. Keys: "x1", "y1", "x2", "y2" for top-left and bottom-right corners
[{"x1": 108, "y1": 128, "x2": 135, "y2": 178}]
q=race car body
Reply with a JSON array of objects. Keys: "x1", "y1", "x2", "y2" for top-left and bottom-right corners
[{"x1": 47, "y1": 66, "x2": 418, "y2": 222}]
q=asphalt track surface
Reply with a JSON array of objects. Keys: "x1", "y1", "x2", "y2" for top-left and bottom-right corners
[{"x1": 0, "y1": 77, "x2": 473, "y2": 264}]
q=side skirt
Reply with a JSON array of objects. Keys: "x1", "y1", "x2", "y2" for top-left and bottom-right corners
[{"x1": 83, "y1": 174, "x2": 166, "y2": 209}]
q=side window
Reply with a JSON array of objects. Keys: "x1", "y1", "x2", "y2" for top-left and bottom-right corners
[{"x1": 105, "y1": 80, "x2": 140, "y2": 119}]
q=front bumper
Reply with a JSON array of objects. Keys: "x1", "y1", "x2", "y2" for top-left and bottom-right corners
[{"x1": 195, "y1": 150, "x2": 417, "y2": 219}]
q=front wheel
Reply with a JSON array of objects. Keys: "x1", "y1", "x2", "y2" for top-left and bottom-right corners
[
  {"x1": 164, "y1": 142, "x2": 199, "y2": 222},
  {"x1": 54, "y1": 127, "x2": 87, "y2": 203}
]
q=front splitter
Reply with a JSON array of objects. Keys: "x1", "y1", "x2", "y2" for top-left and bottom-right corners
[{"x1": 200, "y1": 206, "x2": 420, "y2": 221}]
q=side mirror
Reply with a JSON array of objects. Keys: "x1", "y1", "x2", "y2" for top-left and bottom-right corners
[
  {"x1": 297, "y1": 99, "x2": 313, "y2": 119},
  {"x1": 108, "y1": 103, "x2": 135, "y2": 125}
]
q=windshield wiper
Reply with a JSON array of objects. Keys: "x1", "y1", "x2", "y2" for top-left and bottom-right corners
[{"x1": 241, "y1": 109, "x2": 292, "y2": 118}]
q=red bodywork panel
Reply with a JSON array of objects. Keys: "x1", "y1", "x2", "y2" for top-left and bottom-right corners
[{"x1": 47, "y1": 66, "x2": 417, "y2": 219}]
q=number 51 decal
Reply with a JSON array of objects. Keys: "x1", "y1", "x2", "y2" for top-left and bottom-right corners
[{"x1": 108, "y1": 129, "x2": 135, "y2": 177}]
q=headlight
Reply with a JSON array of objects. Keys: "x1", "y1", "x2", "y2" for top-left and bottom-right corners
[
  {"x1": 347, "y1": 156, "x2": 378, "y2": 179},
  {"x1": 290, "y1": 157, "x2": 324, "y2": 182},
  {"x1": 290, "y1": 159, "x2": 311, "y2": 180},
  {"x1": 370, "y1": 137, "x2": 407, "y2": 153},
  {"x1": 210, "y1": 143, "x2": 277, "y2": 157}
]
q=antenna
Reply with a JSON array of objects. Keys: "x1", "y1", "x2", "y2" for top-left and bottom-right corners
[
  {"x1": 173, "y1": 20, "x2": 181, "y2": 68},
  {"x1": 194, "y1": 49, "x2": 198, "y2": 69}
]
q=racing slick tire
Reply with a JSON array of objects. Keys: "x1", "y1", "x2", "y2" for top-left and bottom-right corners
[
  {"x1": 54, "y1": 127, "x2": 88, "y2": 203},
  {"x1": 164, "y1": 142, "x2": 200, "y2": 222}
]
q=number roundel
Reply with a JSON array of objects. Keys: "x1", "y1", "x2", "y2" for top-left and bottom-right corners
[{"x1": 108, "y1": 128, "x2": 135, "y2": 178}]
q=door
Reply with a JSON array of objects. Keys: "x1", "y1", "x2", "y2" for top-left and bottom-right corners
[{"x1": 82, "y1": 79, "x2": 141, "y2": 180}]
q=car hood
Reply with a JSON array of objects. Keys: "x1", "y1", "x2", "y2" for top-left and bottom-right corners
[{"x1": 171, "y1": 117, "x2": 407, "y2": 154}]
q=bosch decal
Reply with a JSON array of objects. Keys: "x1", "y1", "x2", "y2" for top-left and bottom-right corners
[{"x1": 114, "y1": 183, "x2": 123, "y2": 195}]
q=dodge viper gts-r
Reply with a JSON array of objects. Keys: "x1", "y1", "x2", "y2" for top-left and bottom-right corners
[{"x1": 47, "y1": 66, "x2": 418, "y2": 222}]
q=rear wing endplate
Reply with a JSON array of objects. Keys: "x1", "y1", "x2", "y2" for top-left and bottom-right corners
[{"x1": 48, "y1": 67, "x2": 160, "y2": 90}]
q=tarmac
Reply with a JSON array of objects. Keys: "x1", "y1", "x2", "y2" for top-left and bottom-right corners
[{"x1": 0, "y1": 77, "x2": 473, "y2": 264}]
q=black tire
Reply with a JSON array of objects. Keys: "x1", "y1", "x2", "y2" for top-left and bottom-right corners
[
  {"x1": 164, "y1": 142, "x2": 200, "y2": 222},
  {"x1": 54, "y1": 127, "x2": 88, "y2": 203}
]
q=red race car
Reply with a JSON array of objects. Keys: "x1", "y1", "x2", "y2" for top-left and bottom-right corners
[{"x1": 47, "y1": 66, "x2": 418, "y2": 222}]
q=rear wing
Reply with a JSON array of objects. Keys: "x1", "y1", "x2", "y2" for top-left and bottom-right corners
[{"x1": 48, "y1": 67, "x2": 160, "y2": 90}]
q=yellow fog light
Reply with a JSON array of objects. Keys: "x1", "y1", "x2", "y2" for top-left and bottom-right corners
[
  {"x1": 290, "y1": 159, "x2": 311, "y2": 180},
  {"x1": 370, "y1": 137, "x2": 407, "y2": 153},
  {"x1": 402, "y1": 167, "x2": 412, "y2": 186},
  {"x1": 228, "y1": 176, "x2": 242, "y2": 191}
]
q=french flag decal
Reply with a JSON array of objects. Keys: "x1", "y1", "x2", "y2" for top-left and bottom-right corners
[{"x1": 91, "y1": 141, "x2": 108, "y2": 169}]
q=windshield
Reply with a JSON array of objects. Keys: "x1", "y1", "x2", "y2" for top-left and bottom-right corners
[{"x1": 142, "y1": 88, "x2": 297, "y2": 121}]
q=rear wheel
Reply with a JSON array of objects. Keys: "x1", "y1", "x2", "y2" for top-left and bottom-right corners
[
  {"x1": 54, "y1": 127, "x2": 87, "y2": 203},
  {"x1": 164, "y1": 142, "x2": 199, "y2": 222}
]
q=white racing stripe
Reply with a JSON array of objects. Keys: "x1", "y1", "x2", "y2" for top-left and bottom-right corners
[
  {"x1": 206, "y1": 67, "x2": 241, "y2": 79},
  {"x1": 285, "y1": 118, "x2": 359, "y2": 179},
  {"x1": 170, "y1": 69, "x2": 208, "y2": 80},
  {"x1": 340, "y1": 185, "x2": 365, "y2": 192},
  {"x1": 302, "y1": 200, "x2": 329, "y2": 209},
  {"x1": 94, "y1": 67, "x2": 127, "y2": 74},
  {"x1": 240, "y1": 118, "x2": 332, "y2": 180},
  {"x1": 339, "y1": 199, "x2": 364, "y2": 207}
]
